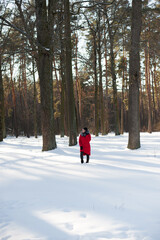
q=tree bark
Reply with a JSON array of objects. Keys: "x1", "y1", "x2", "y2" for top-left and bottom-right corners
[
  {"x1": 75, "y1": 34, "x2": 81, "y2": 131},
  {"x1": 151, "y1": 70, "x2": 156, "y2": 124},
  {"x1": 22, "y1": 54, "x2": 30, "y2": 138},
  {"x1": 128, "y1": 0, "x2": 142, "y2": 149},
  {"x1": 121, "y1": 39, "x2": 126, "y2": 134},
  {"x1": 59, "y1": 6, "x2": 66, "y2": 138},
  {"x1": 104, "y1": 20, "x2": 109, "y2": 134},
  {"x1": 60, "y1": 69, "x2": 65, "y2": 138},
  {"x1": 106, "y1": 15, "x2": 120, "y2": 135},
  {"x1": 64, "y1": 0, "x2": 77, "y2": 146},
  {"x1": 139, "y1": 63, "x2": 143, "y2": 130},
  {"x1": 110, "y1": 38, "x2": 120, "y2": 135},
  {"x1": 93, "y1": 33, "x2": 99, "y2": 136},
  {"x1": 32, "y1": 58, "x2": 38, "y2": 138},
  {"x1": 145, "y1": 42, "x2": 152, "y2": 133},
  {"x1": 59, "y1": 52, "x2": 66, "y2": 137},
  {"x1": 121, "y1": 67, "x2": 125, "y2": 134},
  {"x1": 35, "y1": 0, "x2": 56, "y2": 151},
  {"x1": 53, "y1": 56, "x2": 61, "y2": 99},
  {"x1": 0, "y1": 54, "x2": 5, "y2": 141},
  {"x1": 153, "y1": 63, "x2": 160, "y2": 117},
  {"x1": 18, "y1": 66, "x2": 25, "y2": 135},
  {"x1": 98, "y1": 10, "x2": 105, "y2": 135},
  {"x1": 9, "y1": 57, "x2": 18, "y2": 138}
]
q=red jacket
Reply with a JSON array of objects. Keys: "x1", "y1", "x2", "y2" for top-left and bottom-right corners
[{"x1": 79, "y1": 133, "x2": 91, "y2": 155}]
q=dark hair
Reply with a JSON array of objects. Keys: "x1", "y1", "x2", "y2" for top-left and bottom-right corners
[{"x1": 83, "y1": 127, "x2": 88, "y2": 132}]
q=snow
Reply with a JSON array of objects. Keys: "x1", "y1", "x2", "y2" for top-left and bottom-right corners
[{"x1": 0, "y1": 132, "x2": 160, "y2": 240}]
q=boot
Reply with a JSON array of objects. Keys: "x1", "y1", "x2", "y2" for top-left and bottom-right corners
[
  {"x1": 81, "y1": 152, "x2": 84, "y2": 164},
  {"x1": 86, "y1": 155, "x2": 89, "y2": 163}
]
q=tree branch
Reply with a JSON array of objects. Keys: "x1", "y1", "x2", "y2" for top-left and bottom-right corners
[
  {"x1": 0, "y1": 16, "x2": 50, "y2": 54},
  {"x1": 0, "y1": 15, "x2": 29, "y2": 38},
  {"x1": 71, "y1": 0, "x2": 116, "y2": 15}
]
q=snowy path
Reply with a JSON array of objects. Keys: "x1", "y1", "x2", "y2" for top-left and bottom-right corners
[{"x1": 0, "y1": 133, "x2": 160, "y2": 240}]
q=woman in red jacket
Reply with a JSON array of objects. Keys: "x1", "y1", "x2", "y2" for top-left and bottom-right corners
[{"x1": 79, "y1": 127, "x2": 91, "y2": 164}]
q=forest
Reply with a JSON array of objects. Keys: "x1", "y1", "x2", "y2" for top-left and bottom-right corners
[{"x1": 0, "y1": 0, "x2": 160, "y2": 151}]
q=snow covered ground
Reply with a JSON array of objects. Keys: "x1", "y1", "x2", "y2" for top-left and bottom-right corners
[{"x1": 0, "y1": 132, "x2": 160, "y2": 240}]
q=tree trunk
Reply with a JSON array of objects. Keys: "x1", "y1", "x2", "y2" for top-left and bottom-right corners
[
  {"x1": 53, "y1": 56, "x2": 61, "y2": 99},
  {"x1": 128, "y1": 0, "x2": 142, "y2": 149},
  {"x1": 151, "y1": 70, "x2": 156, "y2": 124},
  {"x1": 22, "y1": 54, "x2": 30, "y2": 137},
  {"x1": 32, "y1": 58, "x2": 38, "y2": 138},
  {"x1": 59, "y1": 52, "x2": 66, "y2": 137},
  {"x1": 139, "y1": 63, "x2": 142, "y2": 130},
  {"x1": 106, "y1": 14, "x2": 120, "y2": 135},
  {"x1": 121, "y1": 35, "x2": 126, "y2": 134},
  {"x1": 153, "y1": 63, "x2": 160, "y2": 118},
  {"x1": 19, "y1": 55, "x2": 29, "y2": 136},
  {"x1": 98, "y1": 10, "x2": 105, "y2": 135},
  {"x1": 60, "y1": 70, "x2": 65, "y2": 138},
  {"x1": 35, "y1": 0, "x2": 56, "y2": 151},
  {"x1": 59, "y1": 6, "x2": 66, "y2": 138},
  {"x1": 75, "y1": 34, "x2": 81, "y2": 131},
  {"x1": 76, "y1": 36, "x2": 82, "y2": 129},
  {"x1": 145, "y1": 42, "x2": 152, "y2": 133},
  {"x1": 64, "y1": 0, "x2": 77, "y2": 146},
  {"x1": 0, "y1": 54, "x2": 5, "y2": 141},
  {"x1": 104, "y1": 21, "x2": 109, "y2": 134},
  {"x1": 18, "y1": 70, "x2": 25, "y2": 135},
  {"x1": 93, "y1": 33, "x2": 99, "y2": 136},
  {"x1": 9, "y1": 57, "x2": 18, "y2": 138},
  {"x1": 121, "y1": 68, "x2": 125, "y2": 134},
  {"x1": 105, "y1": 15, "x2": 119, "y2": 135},
  {"x1": 110, "y1": 39, "x2": 120, "y2": 135},
  {"x1": 124, "y1": 69, "x2": 129, "y2": 132}
]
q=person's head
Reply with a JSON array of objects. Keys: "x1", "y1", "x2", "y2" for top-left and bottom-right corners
[{"x1": 82, "y1": 127, "x2": 88, "y2": 133}]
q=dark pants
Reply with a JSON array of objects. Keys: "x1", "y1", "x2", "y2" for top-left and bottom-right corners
[{"x1": 81, "y1": 152, "x2": 89, "y2": 163}]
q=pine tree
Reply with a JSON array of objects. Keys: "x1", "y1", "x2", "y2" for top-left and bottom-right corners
[
  {"x1": 35, "y1": 0, "x2": 57, "y2": 151},
  {"x1": 128, "y1": 0, "x2": 142, "y2": 149},
  {"x1": 0, "y1": 54, "x2": 4, "y2": 141},
  {"x1": 64, "y1": 0, "x2": 77, "y2": 146}
]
